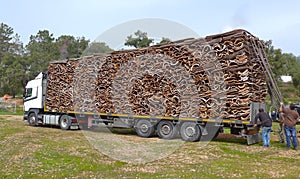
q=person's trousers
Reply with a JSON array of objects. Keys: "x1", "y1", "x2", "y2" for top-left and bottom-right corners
[
  {"x1": 262, "y1": 126, "x2": 272, "y2": 147},
  {"x1": 284, "y1": 126, "x2": 298, "y2": 149}
]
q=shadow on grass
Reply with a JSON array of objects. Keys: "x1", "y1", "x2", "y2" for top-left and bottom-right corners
[
  {"x1": 84, "y1": 126, "x2": 138, "y2": 136},
  {"x1": 25, "y1": 123, "x2": 287, "y2": 147},
  {"x1": 213, "y1": 135, "x2": 248, "y2": 145}
]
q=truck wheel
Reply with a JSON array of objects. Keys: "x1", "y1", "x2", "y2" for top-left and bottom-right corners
[
  {"x1": 28, "y1": 112, "x2": 37, "y2": 126},
  {"x1": 157, "y1": 120, "x2": 176, "y2": 139},
  {"x1": 59, "y1": 115, "x2": 71, "y2": 130},
  {"x1": 135, "y1": 119, "x2": 155, "y2": 138},
  {"x1": 180, "y1": 122, "x2": 201, "y2": 142}
]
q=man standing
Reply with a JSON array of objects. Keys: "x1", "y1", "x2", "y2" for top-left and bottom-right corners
[
  {"x1": 279, "y1": 104, "x2": 299, "y2": 150},
  {"x1": 254, "y1": 108, "x2": 272, "y2": 147}
]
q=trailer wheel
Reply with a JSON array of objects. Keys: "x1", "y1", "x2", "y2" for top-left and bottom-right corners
[
  {"x1": 135, "y1": 119, "x2": 155, "y2": 138},
  {"x1": 28, "y1": 112, "x2": 37, "y2": 126},
  {"x1": 180, "y1": 122, "x2": 201, "y2": 142},
  {"x1": 157, "y1": 120, "x2": 177, "y2": 139},
  {"x1": 59, "y1": 115, "x2": 71, "y2": 130}
]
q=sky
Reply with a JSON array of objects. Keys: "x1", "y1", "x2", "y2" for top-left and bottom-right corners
[{"x1": 1, "y1": 0, "x2": 300, "y2": 55}]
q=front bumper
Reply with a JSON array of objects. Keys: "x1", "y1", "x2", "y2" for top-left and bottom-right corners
[{"x1": 23, "y1": 111, "x2": 29, "y2": 121}]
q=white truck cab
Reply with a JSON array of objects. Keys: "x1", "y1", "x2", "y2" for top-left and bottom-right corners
[{"x1": 23, "y1": 72, "x2": 45, "y2": 112}]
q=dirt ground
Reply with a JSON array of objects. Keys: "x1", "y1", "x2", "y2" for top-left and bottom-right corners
[{"x1": 0, "y1": 115, "x2": 23, "y2": 120}]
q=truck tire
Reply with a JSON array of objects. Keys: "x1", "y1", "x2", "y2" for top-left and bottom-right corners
[
  {"x1": 59, "y1": 115, "x2": 71, "y2": 130},
  {"x1": 28, "y1": 112, "x2": 38, "y2": 126},
  {"x1": 157, "y1": 120, "x2": 177, "y2": 139},
  {"x1": 135, "y1": 119, "x2": 155, "y2": 138},
  {"x1": 180, "y1": 122, "x2": 201, "y2": 142}
]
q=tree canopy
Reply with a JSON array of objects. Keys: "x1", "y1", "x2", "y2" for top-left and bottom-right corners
[
  {"x1": 0, "y1": 23, "x2": 28, "y2": 97},
  {"x1": 82, "y1": 42, "x2": 113, "y2": 56},
  {"x1": 265, "y1": 40, "x2": 300, "y2": 89},
  {"x1": 56, "y1": 35, "x2": 89, "y2": 59},
  {"x1": 124, "y1": 30, "x2": 171, "y2": 48},
  {"x1": 0, "y1": 23, "x2": 93, "y2": 97},
  {"x1": 159, "y1": 37, "x2": 171, "y2": 44},
  {"x1": 124, "y1": 30, "x2": 154, "y2": 48},
  {"x1": 26, "y1": 30, "x2": 60, "y2": 78}
]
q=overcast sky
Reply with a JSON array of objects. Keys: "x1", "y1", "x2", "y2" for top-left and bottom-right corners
[{"x1": 1, "y1": 0, "x2": 300, "y2": 55}]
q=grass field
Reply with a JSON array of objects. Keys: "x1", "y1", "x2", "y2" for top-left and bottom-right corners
[{"x1": 1, "y1": 115, "x2": 300, "y2": 178}]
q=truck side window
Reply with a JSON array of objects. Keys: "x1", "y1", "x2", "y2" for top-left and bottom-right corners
[{"x1": 25, "y1": 88, "x2": 32, "y2": 98}]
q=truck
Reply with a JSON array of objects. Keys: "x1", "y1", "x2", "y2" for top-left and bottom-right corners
[{"x1": 23, "y1": 29, "x2": 282, "y2": 144}]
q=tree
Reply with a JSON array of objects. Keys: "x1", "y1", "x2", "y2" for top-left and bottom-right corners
[
  {"x1": 124, "y1": 30, "x2": 154, "y2": 48},
  {"x1": 0, "y1": 23, "x2": 28, "y2": 97},
  {"x1": 0, "y1": 54, "x2": 28, "y2": 97},
  {"x1": 0, "y1": 23, "x2": 14, "y2": 60},
  {"x1": 265, "y1": 40, "x2": 285, "y2": 78},
  {"x1": 159, "y1": 37, "x2": 171, "y2": 44},
  {"x1": 26, "y1": 30, "x2": 60, "y2": 79},
  {"x1": 56, "y1": 35, "x2": 89, "y2": 59},
  {"x1": 82, "y1": 42, "x2": 113, "y2": 56},
  {"x1": 265, "y1": 40, "x2": 300, "y2": 90},
  {"x1": 0, "y1": 23, "x2": 29, "y2": 97}
]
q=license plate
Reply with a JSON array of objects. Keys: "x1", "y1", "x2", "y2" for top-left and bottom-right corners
[{"x1": 70, "y1": 126, "x2": 79, "y2": 129}]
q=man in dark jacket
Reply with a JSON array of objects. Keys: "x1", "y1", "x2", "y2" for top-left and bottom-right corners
[
  {"x1": 254, "y1": 108, "x2": 272, "y2": 147},
  {"x1": 280, "y1": 104, "x2": 299, "y2": 150}
]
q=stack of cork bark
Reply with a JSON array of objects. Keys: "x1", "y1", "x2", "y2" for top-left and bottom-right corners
[{"x1": 45, "y1": 29, "x2": 268, "y2": 120}]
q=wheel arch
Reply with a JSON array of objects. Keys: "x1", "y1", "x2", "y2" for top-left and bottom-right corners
[
  {"x1": 28, "y1": 108, "x2": 41, "y2": 116},
  {"x1": 133, "y1": 118, "x2": 159, "y2": 128},
  {"x1": 27, "y1": 108, "x2": 41, "y2": 126},
  {"x1": 58, "y1": 113, "x2": 75, "y2": 123}
]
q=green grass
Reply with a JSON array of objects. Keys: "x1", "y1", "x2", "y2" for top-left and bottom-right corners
[
  {"x1": 1, "y1": 115, "x2": 300, "y2": 178},
  {"x1": 219, "y1": 146, "x2": 250, "y2": 157},
  {"x1": 0, "y1": 108, "x2": 23, "y2": 115}
]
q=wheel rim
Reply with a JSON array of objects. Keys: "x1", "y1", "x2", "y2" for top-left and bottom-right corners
[
  {"x1": 140, "y1": 123, "x2": 149, "y2": 133},
  {"x1": 185, "y1": 126, "x2": 196, "y2": 137},
  {"x1": 61, "y1": 118, "x2": 68, "y2": 128},
  {"x1": 180, "y1": 122, "x2": 201, "y2": 142},
  {"x1": 161, "y1": 124, "x2": 171, "y2": 135},
  {"x1": 29, "y1": 115, "x2": 35, "y2": 124}
]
